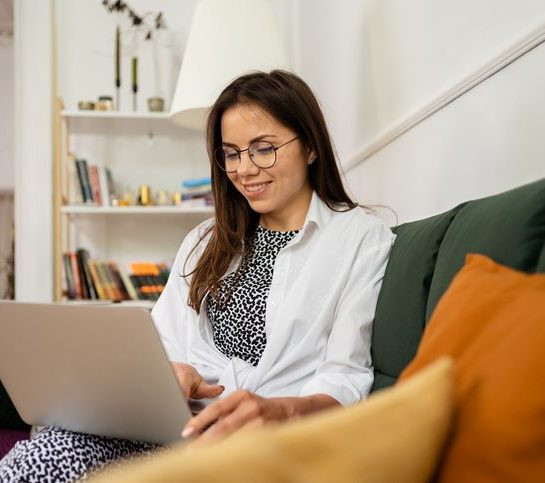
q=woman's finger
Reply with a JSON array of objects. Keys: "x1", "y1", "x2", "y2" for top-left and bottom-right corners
[
  {"x1": 192, "y1": 381, "x2": 224, "y2": 399},
  {"x1": 199, "y1": 399, "x2": 264, "y2": 440},
  {"x1": 182, "y1": 390, "x2": 249, "y2": 437}
]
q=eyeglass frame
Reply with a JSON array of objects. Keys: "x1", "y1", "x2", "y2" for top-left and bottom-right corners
[{"x1": 214, "y1": 136, "x2": 300, "y2": 173}]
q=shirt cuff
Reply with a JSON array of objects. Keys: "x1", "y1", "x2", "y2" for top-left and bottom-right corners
[{"x1": 298, "y1": 372, "x2": 373, "y2": 407}]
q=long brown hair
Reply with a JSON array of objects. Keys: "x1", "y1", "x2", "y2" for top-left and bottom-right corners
[{"x1": 186, "y1": 70, "x2": 357, "y2": 312}]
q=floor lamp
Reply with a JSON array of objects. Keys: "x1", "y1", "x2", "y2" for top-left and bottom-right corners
[{"x1": 169, "y1": 0, "x2": 290, "y2": 130}]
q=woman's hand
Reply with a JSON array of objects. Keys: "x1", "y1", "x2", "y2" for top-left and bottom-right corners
[
  {"x1": 181, "y1": 390, "x2": 339, "y2": 441},
  {"x1": 181, "y1": 390, "x2": 289, "y2": 440},
  {"x1": 171, "y1": 362, "x2": 224, "y2": 400}
]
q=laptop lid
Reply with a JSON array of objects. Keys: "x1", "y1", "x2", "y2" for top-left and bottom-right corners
[{"x1": 0, "y1": 302, "x2": 192, "y2": 444}]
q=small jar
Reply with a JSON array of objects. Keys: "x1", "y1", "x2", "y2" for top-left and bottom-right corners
[
  {"x1": 78, "y1": 101, "x2": 95, "y2": 111},
  {"x1": 96, "y1": 96, "x2": 114, "y2": 111},
  {"x1": 147, "y1": 97, "x2": 165, "y2": 112}
]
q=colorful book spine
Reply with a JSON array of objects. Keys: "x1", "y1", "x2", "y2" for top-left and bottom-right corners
[
  {"x1": 107, "y1": 262, "x2": 131, "y2": 301},
  {"x1": 75, "y1": 159, "x2": 94, "y2": 204},
  {"x1": 63, "y1": 249, "x2": 171, "y2": 302},
  {"x1": 69, "y1": 252, "x2": 83, "y2": 299},
  {"x1": 62, "y1": 252, "x2": 77, "y2": 300},
  {"x1": 88, "y1": 165, "x2": 102, "y2": 205},
  {"x1": 68, "y1": 155, "x2": 83, "y2": 204},
  {"x1": 129, "y1": 262, "x2": 169, "y2": 301},
  {"x1": 95, "y1": 261, "x2": 118, "y2": 301},
  {"x1": 117, "y1": 266, "x2": 139, "y2": 301},
  {"x1": 87, "y1": 260, "x2": 108, "y2": 300},
  {"x1": 76, "y1": 248, "x2": 97, "y2": 299}
]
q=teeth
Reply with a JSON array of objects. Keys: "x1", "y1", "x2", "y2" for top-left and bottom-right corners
[{"x1": 246, "y1": 183, "x2": 268, "y2": 193}]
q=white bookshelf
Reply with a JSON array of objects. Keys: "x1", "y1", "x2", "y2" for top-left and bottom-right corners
[{"x1": 54, "y1": 99, "x2": 212, "y2": 301}]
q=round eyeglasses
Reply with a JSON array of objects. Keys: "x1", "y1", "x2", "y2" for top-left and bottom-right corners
[{"x1": 214, "y1": 136, "x2": 299, "y2": 173}]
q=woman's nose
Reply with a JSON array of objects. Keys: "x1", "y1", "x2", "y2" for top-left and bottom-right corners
[{"x1": 237, "y1": 151, "x2": 259, "y2": 175}]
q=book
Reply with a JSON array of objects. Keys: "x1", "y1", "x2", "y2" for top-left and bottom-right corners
[
  {"x1": 88, "y1": 165, "x2": 102, "y2": 205},
  {"x1": 117, "y1": 266, "x2": 139, "y2": 301},
  {"x1": 75, "y1": 159, "x2": 94, "y2": 204},
  {"x1": 95, "y1": 261, "x2": 119, "y2": 301},
  {"x1": 75, "y1": 251, "x2": 90, "y2": 299},
  {"x1": 181, "y1": 176, "x2": 212, "y2": 189},
  {"x1": 62, "y1": 253, "x2": 77, "y2": 300},
  {"x1": 180, "y1": 177, "x2": 212, "y2": 203},
  {"x1": 129, "y1": 262, "x2": 169, "y2": 301},
  {"x1": 76, "y1": 248, "x2": 97, "y2": 299},
  {"x1": 105, "y1": 168, "x2": 116, "y2": 203},
  {"x1": 97, "y1": 166, "x2": 111, "y2": 207},
  {"x1": 69, "y1": 252, "x2": 83, "y2": 299},
  {"x1": 87, "y1": 260, "x2": 108, "y2": 300},
  {"x1": 107, "y1": 262, "x2": 131, "y2": 301},
  {"x1": 68, "y1": 155, "x2": 83, "y2": 204}
]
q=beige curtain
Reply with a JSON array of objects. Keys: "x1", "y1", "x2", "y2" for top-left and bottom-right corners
[{"x1": 0, "y1": 191, "x2": 14, "y2": 299}]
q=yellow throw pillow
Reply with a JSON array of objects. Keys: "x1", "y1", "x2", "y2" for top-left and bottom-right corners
[
  {"x1": 91, "y1": 357, "x2": 453, "y2": 483},
  {"x1": 400, "y1": 254, "x2": 545, "y2": 482}
]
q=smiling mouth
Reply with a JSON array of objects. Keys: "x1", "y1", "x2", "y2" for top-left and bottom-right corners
[{"x1": 244, "y1": 182, "x2": 272, "y2": 193}]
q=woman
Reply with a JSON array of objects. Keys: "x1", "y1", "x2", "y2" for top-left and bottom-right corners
[{"x1": 0, "y1": 70, "x2": 394, "y2": 481}]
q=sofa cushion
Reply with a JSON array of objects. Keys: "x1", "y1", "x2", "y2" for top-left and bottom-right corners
[
  {"x1": 426, "y1": 177, "x2": 545, "y2": 319},
  {"x1": 400, "y1": 254, "x2": 545, "y2": 482},
  {"x1": 91, "y1": 358, "x2": 454, "y2": 483},
  {"x1": 537, "y1": 242, "x2": 545, "y2": 272},
  {"x1": 0, "y1": 383, "x2": 29, "y2": 431},
  {"x1": 371, "y1": 207, "x2": 461, "y2": 391}
]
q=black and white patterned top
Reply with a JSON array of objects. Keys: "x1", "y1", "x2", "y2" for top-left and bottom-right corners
[{"x1": 207, "y1": 225, "x2": 299, "y2": 366}]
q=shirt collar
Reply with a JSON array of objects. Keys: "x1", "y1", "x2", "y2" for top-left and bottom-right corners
[{"x1": 301, "y1": 191, "x2": 333, "y2": 232}]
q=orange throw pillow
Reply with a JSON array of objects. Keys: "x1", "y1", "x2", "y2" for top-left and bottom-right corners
[{"x1": 399, "y1": 254, "x2": 545, "y2": 483}]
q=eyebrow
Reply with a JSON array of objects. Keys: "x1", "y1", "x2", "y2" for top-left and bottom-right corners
[{"x1": 222, "y1": 134, "x2": 279, "y2": 148}]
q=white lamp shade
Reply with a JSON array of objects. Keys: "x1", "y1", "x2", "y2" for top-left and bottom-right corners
[{"x1": 169, "y1": 0, "x2": 290, "y2": 130}]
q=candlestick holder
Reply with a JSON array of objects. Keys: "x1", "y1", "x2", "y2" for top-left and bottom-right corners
[
  {"x1": 115, "y1": 26, "x2": 121, "y2": 111},
  {"x1": 132, "y1": 57, "x2": 138, "y2": 112}
]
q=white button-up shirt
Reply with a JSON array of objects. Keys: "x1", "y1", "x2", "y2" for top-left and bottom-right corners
[{"x1": 152, "y1": 193, "x2": 395, "y2": 406}]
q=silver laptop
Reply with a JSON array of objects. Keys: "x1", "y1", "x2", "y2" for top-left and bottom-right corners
[{"x1": 0, "y1": 301, "x2": 192, "y2": 444}]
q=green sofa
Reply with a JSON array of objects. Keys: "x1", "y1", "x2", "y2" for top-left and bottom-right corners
[
  {"x1": 371, "y1": 176, "x2": 545, "y2": 392},
  {"x1": 1, "y1": 177, "x2": 544, "y2": 459}
]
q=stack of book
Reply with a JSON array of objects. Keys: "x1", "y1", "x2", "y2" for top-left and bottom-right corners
[
  {"x1": 62, "y1": 249, "x2": 170, "y2": 302},
  {"x1": 180, "y1": 176, "x2": 212, "y2": 206},
  {"x1": 72, "y1": 158, "x2": 115, "y2": 206}
]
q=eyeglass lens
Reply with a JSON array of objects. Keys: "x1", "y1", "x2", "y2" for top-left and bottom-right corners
[{"x1": 215, "y1": 141, "x2": 276, "y2": 172}]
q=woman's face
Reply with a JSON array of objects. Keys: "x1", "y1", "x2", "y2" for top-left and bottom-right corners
[{"x1": 220, "y1": 103, "x2": 315, "y2": 231}]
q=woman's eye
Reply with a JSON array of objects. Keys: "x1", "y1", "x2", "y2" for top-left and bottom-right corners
[
  {"x1": 224, "y1": 151, "x2": 238, "y2": 160},
  {"x1": 256, "y1": 146, "x2": 274, "y2": 155}
]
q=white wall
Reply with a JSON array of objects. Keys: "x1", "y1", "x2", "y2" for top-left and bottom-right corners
[
  {"x1": 291, "y1": 0, "x2": 371, "y2": 164},
  {"x1": 14, "y1": 0, "x2": 53, "y2": 301},
  {"x1": 0, "y1": 38, "x2": 14, "y2": 191},
  {"x1": 292, "y1": 0, "x2": 545, "y2": 222},
  {"x1": 351, "y1": 39, "x2": 545, "y2": 222}
]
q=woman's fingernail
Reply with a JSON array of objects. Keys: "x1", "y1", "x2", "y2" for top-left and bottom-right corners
[{"x1": 181, "y1": 426, "x2": 195, "y2": 438}]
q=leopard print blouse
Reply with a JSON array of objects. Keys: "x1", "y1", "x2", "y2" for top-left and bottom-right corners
[{"x1": 207, "y1": 224, "x2": 299, "y2": 366}]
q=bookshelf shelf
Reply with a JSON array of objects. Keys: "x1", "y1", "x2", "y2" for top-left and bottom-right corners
[
  {"x1": 61, "y1": 205, "x2": 214, "y2": 215},
  {"x1": 61, "y1": 110, "x2": 171, "y2": 121},
  {"x1": 62, "y1": 299, "x2": 155, "y2": 310}
]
